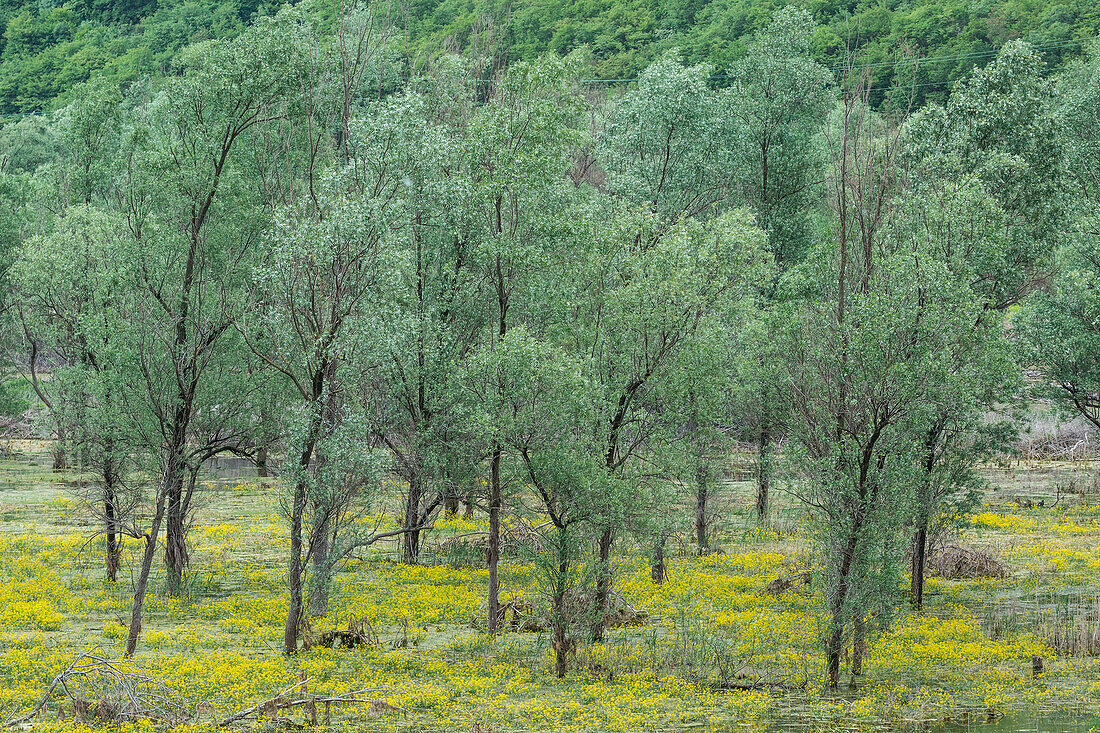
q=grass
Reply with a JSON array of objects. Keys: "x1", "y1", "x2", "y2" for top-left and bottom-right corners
[{"x1": 0, "y1": 440, "x2": 1098, "y2": 732}]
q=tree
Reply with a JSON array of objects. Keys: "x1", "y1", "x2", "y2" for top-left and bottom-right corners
[
  {"x1": 1014, "y1": 41, "x2": 1100, "y2": 435},
  {"x1": 784, "y1": 75, "x2": 991, "y2": 687},
  {"x1": 725, "y1": 5, "x2": 832, "y2": 521},
  {"x1": 895, "y1": 41, "x2": 1062, "y2": 606},
  {"x1": 568, "y1": 201, "x2": 768, "y2": 640},
  {"x1": 463, "y1": 53, "x2": 586, "y2": 633},
  {"x1": 10, "y1": 207, "x2": 135, "y2": 582},
  {"x1": 110, "y1": 9, "x2": 310, "y2": 655}
]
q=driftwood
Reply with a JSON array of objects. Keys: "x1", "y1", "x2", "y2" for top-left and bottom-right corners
[
  {"x1": 218, "y1": 675, "x2": 396, "y2": 727},
  {"x1": 765, "y1": 570, "x2": 812, "y2": 594},
  {"x1": 4, "y1": 652, "x2": 191, "y2": 728}
]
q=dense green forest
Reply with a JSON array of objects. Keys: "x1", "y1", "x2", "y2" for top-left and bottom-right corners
[
  {"x1": 0, "y1": 0, "x2": 1098, "y2": 115},
  {"x1": 4, "y1": 0, "x2": 1100, "y2": 727}
]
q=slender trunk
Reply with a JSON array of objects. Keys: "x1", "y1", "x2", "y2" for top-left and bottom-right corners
[
  {"x1": 851, "y1": 613, "x2": 865, "y2": 677},
  {"x1": 103, "y1": 446, "x2": 121, "y2": 583},
  {"x1": 487, "y1": 447, "x2": 502, "y2": 634},
  {"x1": 463, "y1": 495, "x2": 474, "y2": 518},
  {"x1": 591, "y1": 528, "x2": 613, "y2": 642},
  {"x1": 552, "y1": 527, "x2": 571, "y2": 678},
  {"x1": 756, "y1": 413, "x2": 770, "y2": 522},
  {"x1": 827, "y1": 518, "x2": 862, "y2": 687},
  {"x1": 650, "y1": 535, "x2": 666, "y2": 584},
  {"x1": 695, "y1": 461, "x2": 708, "y2": 554},
  {"x1": 284, "y1": 476, "x2": 307, "y2": 654},
  {"x1": 403, "y1": 473, "x2": 422, "y2": 564},
  {"x1": 912, "y1": 425, "x2": 938, "y2": 609},
  {"x1": 309, "y1": 510, "x2": 331, "y2": 618},
  {"x1": 125, "y1": 473, "x2": 169, "y2": 657},
  {"x1": 911, "y1": 519, "x2": 928, "y2": 609},
  {"x1": 285, "y1": 372, "x2": 325, "y2": 654}
]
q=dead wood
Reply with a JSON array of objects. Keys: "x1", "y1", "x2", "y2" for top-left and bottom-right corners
[
  {"x1": 218, "y1": 679, "x2": 393, "y2": 727},
  {"x1": 4, "y1": 652, "x2": 191, "y2": 728},
  {"x1": 928, "y1": 543, "x2": 1008, "y2": 579},
  {"x1": 765, "y1": 570, "x2": 813, "y2": 594}
]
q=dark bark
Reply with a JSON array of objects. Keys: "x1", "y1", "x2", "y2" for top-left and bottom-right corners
[
  {"x1": 486, "y1": 447, "x2": 502, "y2": 634},
  {"x1": 694, "y1": 443, "x2": 710, "y2": 554},
  {"x1": 911, "y1": 519, "x2": 928, "y2": 609},
  {"x1": 309, "y1": 510, "x2": 332, "y2": 618},
  {"x1": 851, "y1": 614, "x2": 865, "y2": 678},
  {"x1": 402, "y1": 473, "x2": 423, "y2": 564},
  {"x1": 756, "y1": 412, "x2": 770, "y2": 522},
  {"x1": 52, "y1": 422, "x2": 68, "y2": 472},
  {"x1": 552, "y1": 529, "x2": 572, "y2": 678},
  {"x1": 125, "y1": 473, "x2": 168, "y2": 658},
  {"x1": 255, "y1": 444, "x2": 269, "y2": 479},
  {"x1": 103, "y1": 443, "x2": 121, "y2": 583},
  {"x1": 284, "y1": 368, "x2": 325, "y2": 654},
  {"x1": 591, "y1": 527, "x2": 614, "y2": 642},
  {"x1": 651, "y1": 535, "x2": 667, "y2": 584},
  {"x1": 284, "y1": 476, "x2": 307, "y2": 654},
  {"x1": 164, "y1": 470, "x2": 187, "y2": 595}
]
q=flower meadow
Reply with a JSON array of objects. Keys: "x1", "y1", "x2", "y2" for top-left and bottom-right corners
[{"x1": 1, "y1": 448, "x2": 1099, "y2": 732}]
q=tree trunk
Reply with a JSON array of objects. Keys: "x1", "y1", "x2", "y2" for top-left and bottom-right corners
[
  {"x1": 285, "y1": 374, "x2": 324, "y2": 654},
  {"x1": 52, "y1": 422, "x2": 68, "y2": 472},
  {"x1": 164, "y1": 469, "x2": 188, "y2": 596},
  {"x1": 255, "y1": 444, "x2": 269, "y2": 479},
  {"x1": 552, "y1": 528, "x2": 571, "y2": 678},
  {"x1": 403, "y1": 473, "x2": 422, "y2": 564},
  {"x1": 695, "y1": 465, "x2": 708, "y2": 554},
  {"x1": 103, "y1": 448, "x2": 121, "y2": 583},
  {"x1": 486, "y1": 447, "x2": 502, "y2": 634},
  {"x1": 651, "y1": 535, "x2": 666, "y2": 584},
  {"x1": 284, "y1": 477, "x2": 307, "y2": 654},
  {"x1": 911, "y1": 518, "x2": 928, "y2": 609},
  {"x1": 444, "y1": 494, "x2": 459, "y2": 515},
  {"x1": 827, "y1": 522, "x2": 861, "y2": 687},
  {"x1": 591, "y1": 527, "x2": 614, "y2": 642},
  {"x1": 851, "y1": 613, "x2": 865, "y2": 678},
  {"x1": 756, "y1": 413, "x2": 770, "y2": 522},
  {"x1": 309, "y1": 510, "x2": 331, "y2": 618},
  {"x1": 125, "y1": 478, "x2": 168, "y2": 658}
]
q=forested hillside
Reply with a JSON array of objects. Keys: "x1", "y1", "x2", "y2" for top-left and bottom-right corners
[{"x1": 0, "y1": 0, "x2": 1097, "y2": 115}]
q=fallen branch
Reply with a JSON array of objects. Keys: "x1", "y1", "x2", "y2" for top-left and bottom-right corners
[
  {"x1": 4, "y1": 652, "x2": 190, "y2": 728},
  {"x1": 218, "y1": 682, "x2": 392, "y2": 727}
]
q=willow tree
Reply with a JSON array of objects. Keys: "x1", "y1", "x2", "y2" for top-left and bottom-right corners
[
  {"x1": 785, "y1": 76, "x2": 991, "y2": 687},
  {"x1": 463, "y1": 53, "x2": 586, "y2": 632},
  {"x1": 893, "y1": 41, "x2": 1061, "y2": 606},
  {"x1": 1016, "y1": 40, "x2": 1100, "y2": 450},
  {"x1": 109, "y1": 9, "x2": 311, "y2": 655},
  {"x1": 726, "y1": 5, "x2": 832, "y2": 521},
  {"x1": 569, "y1": 200, "x2": 769, "y2": 640}
]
